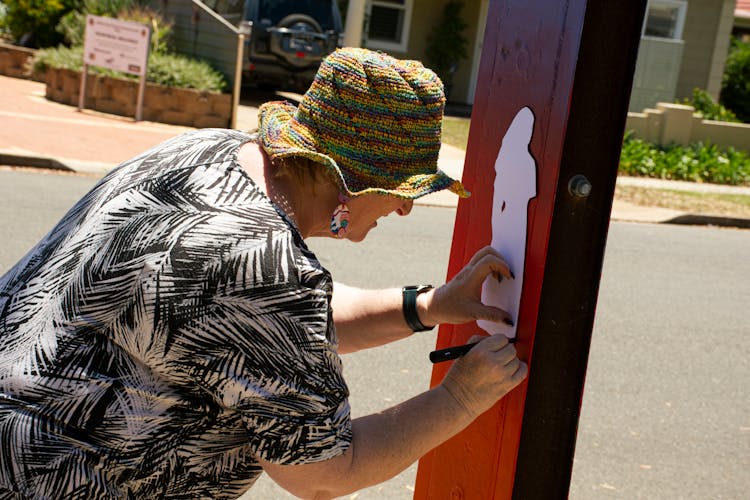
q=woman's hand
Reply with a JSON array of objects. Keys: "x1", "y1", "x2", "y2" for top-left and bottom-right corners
[
  {"x1": 419, "y1": 246, "x2": 514, "y2": 327},
  {"x1": 261, "y1": 333, "x2": 528, "y2": 499},
  {"x1": 440, "y1": 334, "x2": 528, "y2": 418}
]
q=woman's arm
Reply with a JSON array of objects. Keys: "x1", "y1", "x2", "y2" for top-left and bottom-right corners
[
  {"x1": 331, "y1": 284, "x2": 414, "y2": 353},
  {"x1": 259, "y1": 334, "x2": 528, "y2": 499},
  {"x1": 333, "y1": 246, "x2": 516, "y2": 354}
]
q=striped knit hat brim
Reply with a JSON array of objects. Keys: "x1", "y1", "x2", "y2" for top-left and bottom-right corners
[{"x1": 258, "y1": 48, "x2": 469, "y2": 200}]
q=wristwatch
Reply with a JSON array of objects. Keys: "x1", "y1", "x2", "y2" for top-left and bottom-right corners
[{"x1": 402, "y1": 285, "x2": 435, "y2": 332}]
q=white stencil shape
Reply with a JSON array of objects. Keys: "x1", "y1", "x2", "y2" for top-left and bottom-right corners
[{"x1": 477, "y1": 107, "x2": 537, "y2": 338}]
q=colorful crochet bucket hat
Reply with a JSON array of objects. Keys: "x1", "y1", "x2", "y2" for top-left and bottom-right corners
[{"x1": 258, "y1": 47, "x2": 469, "y2": 199}]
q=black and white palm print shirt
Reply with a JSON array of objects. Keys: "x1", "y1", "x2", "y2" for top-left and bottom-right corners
[{"x1": 0, "y1": 129, "x2": 352, "y2": 499}]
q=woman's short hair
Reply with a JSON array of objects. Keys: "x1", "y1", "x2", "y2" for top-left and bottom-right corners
[{"x1": 273, "y1": 155, "x2": 337, "y2": 191}]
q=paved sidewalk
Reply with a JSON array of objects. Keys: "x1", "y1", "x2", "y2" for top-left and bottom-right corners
[
  {"x1": 0, "y1": 75, "x2": 194, "y2": 174},
  {"x1": 1, "y1": 74, "x2": 748, "y2": 228}
]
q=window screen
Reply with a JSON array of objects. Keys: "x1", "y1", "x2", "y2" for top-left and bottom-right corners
[
  {"x1": 367, "y1": 0, "x2": 406, "y2": 43},
  {"x1": 644, "y1": 1, "x2": 686, "y2": 40}
]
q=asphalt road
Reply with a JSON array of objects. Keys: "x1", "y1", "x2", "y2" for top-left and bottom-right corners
[{"x1": 1, "y1": 167, "x2": 748, "y2": 499}]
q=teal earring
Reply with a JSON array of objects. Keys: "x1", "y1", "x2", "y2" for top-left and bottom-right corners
[{"x1": 330, "y1": 194, "x2": 350, "y2": 238}]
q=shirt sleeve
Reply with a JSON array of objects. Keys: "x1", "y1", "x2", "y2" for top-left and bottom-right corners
[
  {"x1": 170, "y1": 226, "x2": 353, "y2": 465},
  {"x1": 225, "y1": 271, "x2": 352, "y2": 464},
  {"x1": 233, "y1": 276, "x2": 353, "y2": 466},
  {"x1": 134, "y1": 156, "x2": 354, "y2": 466}
]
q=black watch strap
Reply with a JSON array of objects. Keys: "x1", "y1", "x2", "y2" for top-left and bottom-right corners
[{"x1": 402, "y1": 285, "x2": 435, "y2": 332}]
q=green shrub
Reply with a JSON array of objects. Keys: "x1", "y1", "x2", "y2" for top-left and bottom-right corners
[
  {"x1": 619, "y1": 133, "x2": 750, "y2": 186},
  {"x1": 120, "y1": 5, "x2": 172, "y2": 54},
  {"x1": 57, "y1": 0, "x2": 171, "y2": 54},
  {"x1": 720, "y1": 38, "x2": 750, "y2": 123},
  {"x1": 145, "y1": 52, "x2": 227, "y2": 92},
  {"x1": 30, "y1": 44, "x2": 84, "y2": 72},
  {"x1": 425, "y1": 0, "x2": 469, "y2": 94},
  {"x1": 0, "y1": 3, "x2": 8, "y2": 40},
  {"x1": 31, "y1": 45, "x2": 228, "y2": 93},
  {"x1": 0, "y1": 0, "x2": 78, "y2": 47},
  {"x1": 679, "y1": 88, "x2": 739, "y2": 122},
  {"x1": 56, "y1": 0, "x2": 134, "y2": 47}
]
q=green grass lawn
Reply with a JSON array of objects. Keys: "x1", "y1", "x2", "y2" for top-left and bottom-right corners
[
  {"x1": 615, "y1": 185, "x2": 750, "y2": 217},
  {"x1": 442, "y1": 115, "x2": 750, "y2": 218},
  {"x1": 441, "y1": 116, "x2": 750, "y2": 187},
  {"x1": 441, "y1": 116, "x2": 471, "y2": 150}
]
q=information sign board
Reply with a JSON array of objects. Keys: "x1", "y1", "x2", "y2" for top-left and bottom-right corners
[
  {"x1": 79, "y1": 14, "x2": 151, "y2": 121},
  {"x1": 83, "y1": 15, "x2": 150, "y2": 76}
]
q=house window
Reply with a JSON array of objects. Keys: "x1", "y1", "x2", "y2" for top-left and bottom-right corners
[
  {"x1": 365, "y1": 0, "x2": 413, "y2": 52},
  {"x1": 643, "y1": 0, "x2": 687, "y2": 40}
]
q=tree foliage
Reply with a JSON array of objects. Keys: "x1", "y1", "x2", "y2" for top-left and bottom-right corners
[
  {"x1": 720, "y1": 38, "x2": 750, "y2": 123},
  {"x1": 679, "y1": 88, "x2": 739, "y2": 122},
  {"x1": 425, "y1": 0, "x2": 469, "y2": 92},
  {"x1": 0, "y1": 0, "x2": 79, "y2": 47},
  {"x1": 31, "y1": 44, "x2": 228, "y2": 92},
  {"x1": 56, "y1": 0, "x2": 172, "y2": 54}
]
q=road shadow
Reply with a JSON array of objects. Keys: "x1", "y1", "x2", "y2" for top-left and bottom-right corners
[
  {"x1": 239, "y1": 86, "x2": 303, "y2": 108},
  {"x1": 445, "y1": 102, "x2": 473, "y2": 118}
]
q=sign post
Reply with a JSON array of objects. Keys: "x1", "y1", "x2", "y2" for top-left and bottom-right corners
[
  {"x1": 80, "y1": 15, "x2": 151, "y2": 121},
  {"x1": 414, "y1": 1, "x2": 647, "y2": 498}
]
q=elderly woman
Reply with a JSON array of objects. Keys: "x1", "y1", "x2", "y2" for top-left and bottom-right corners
[{"x1": 0, "y1": 48, "x2": 526, "y2": 498}]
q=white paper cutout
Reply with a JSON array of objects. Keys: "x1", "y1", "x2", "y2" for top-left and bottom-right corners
[{"x1": 477, "y1": 107, "x2": 537, "y2": 338}]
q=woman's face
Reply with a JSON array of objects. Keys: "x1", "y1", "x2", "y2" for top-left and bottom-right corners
[{"x1": 343, "y1": 194, "x2": 414, "y2": 242}]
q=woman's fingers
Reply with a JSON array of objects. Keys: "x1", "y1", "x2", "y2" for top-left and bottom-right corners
[
  {"x1": 466, "y1": 334, "x2": 490, "y2": 344},
  {"x1": 511, "y1": 360, "x2": 529, "y2": 383},
  {"x1": 465, "y1": 253, "x2": 513, "y2": 289},
  {"x1": 468, "y1": 248, "x2": 508, "y2": 270},
  {"x1": 485, "y1": 336, "x2": 518, "y2": 363},
  {"x1": 466, "y1": 245, "x2": 501, "y2": 266},
  {"x1": 467, "y1": 334, "x2": 517, "y2": 364},
  {"x1": 470, "y1": 302, "x2": 514, "y2": 325},
  {"x1": 441, "y1": 334, "x2": 528, "y2": 417},
  {"x1": 432, "y1": 247, "x2": 516, "y2": 327}
]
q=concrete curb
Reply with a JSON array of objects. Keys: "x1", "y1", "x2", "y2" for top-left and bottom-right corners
[
  {"x1": 0, "y1": 152, "x2": 73, "y2": 172},
  {"x1": 3, "y1": 75, "x2": 747, "y2": 229},
  {"x1": 666, "y1": 213, "x2": 750, "y2": 229},
  {"x1": 0, "y1": 150, "x2": 116, "y2": 176},
  {"x1": 3, "y1": 150, "x2": 749, "y2": 230},
  {"x1": 614, "y1": 177, "x2": 750, "y2": 229}
]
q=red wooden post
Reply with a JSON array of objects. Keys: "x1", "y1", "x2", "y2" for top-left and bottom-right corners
[{"x1": 414, "y1": 1, "x2": 646, "y2": 498}]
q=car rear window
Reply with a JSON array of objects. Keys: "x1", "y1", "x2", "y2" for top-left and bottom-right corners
[{"x1": 258, "y1": 0, "x2": 336, "y2": 30}]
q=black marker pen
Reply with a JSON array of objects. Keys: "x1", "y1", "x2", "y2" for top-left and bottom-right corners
[{"x1": 429, "y1": 337, "x2": 516, "y2": 363}]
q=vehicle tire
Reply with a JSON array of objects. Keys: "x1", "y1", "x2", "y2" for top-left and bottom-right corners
[{"x1": 276, "y1": 14, "x2": 323, "y2": 33}]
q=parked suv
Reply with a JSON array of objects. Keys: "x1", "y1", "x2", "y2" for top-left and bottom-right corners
[{"x1": 238, "y1": 0, "x2": 344, "y2": 90}]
